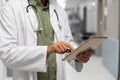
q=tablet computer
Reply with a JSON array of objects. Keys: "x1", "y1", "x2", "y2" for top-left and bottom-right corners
[{"x1": 63, "y1": 36, "x2": 107, "y2": 61}]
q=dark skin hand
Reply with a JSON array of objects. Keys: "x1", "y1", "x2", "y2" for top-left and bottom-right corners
[
  {"x1": 47, "y1": 41, "x2": 74, "y2": 54},
  {"x1": 47, "y1": 41, "x2": 93, "y2": 63},
  {"x1": 75, "y1": 48, "x2": 93, "y2": 63}
]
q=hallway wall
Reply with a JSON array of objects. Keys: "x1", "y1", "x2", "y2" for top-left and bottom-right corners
[
  {"x1": 106, "y1": 0, "x2": 119, "y2": 40},
  {"x1": 102, "y1": 0, "x2": 119, "y2": 79}
]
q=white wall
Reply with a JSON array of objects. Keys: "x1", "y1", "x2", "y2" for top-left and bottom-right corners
[
  {"x1": 106, "y1": 0, "x2": 119, "y2": 40},
  {"x1": 102, "y1": 0, "x2": 119, "y2": 78}
]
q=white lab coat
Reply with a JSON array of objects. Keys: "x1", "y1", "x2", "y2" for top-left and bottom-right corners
[
  {"x1": 0, "y1": 0, "x2": 83, "y2": 80},
  {"x1": 0, "y1": 0, "x2": 6, "y2": 8}
]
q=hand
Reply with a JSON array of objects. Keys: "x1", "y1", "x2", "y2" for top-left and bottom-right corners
[
  {"x1": 47, "y1": 41, "x2": 74, "y2": 55},
  {"x1": 76, "y1": 48, "x2": 93, "y2": 63}
]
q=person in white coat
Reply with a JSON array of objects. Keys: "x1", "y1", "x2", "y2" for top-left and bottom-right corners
[{"x1": 0, "y1": 0, "x2": 93, "y2": 80}]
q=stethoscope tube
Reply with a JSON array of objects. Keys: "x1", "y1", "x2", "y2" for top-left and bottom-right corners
[
  {"x1": 26, "y1": 0, "x2": 37, "y2": 13},
  {"x1": 54, "y1": 9, "x2": 59, "y2": 21},
  {"x1": 26, "y1": 0, "x2": 61, "y2": 31},
  {"x1": 26, "y1": 0, "x2": 59, "y2": 21}
]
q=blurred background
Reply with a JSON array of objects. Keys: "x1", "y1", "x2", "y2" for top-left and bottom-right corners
[{"x1": 0, "y1": 0, "x2": 120, "y2": 80}]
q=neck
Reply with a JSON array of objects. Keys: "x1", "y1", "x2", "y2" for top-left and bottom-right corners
[{"x1": 41, "y1": 0, "x2": 47, "y2": 7}]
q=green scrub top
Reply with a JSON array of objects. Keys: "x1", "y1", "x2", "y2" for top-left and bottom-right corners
[{"x1": 29, "y1": 0, "x2": 56, "y2": 80}]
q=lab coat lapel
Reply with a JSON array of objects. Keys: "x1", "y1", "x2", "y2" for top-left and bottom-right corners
[
  {"x1": 49, "y1": 3, "x2": 62, "y2": 41},
  {"x1": 20, "y1": 0, "x2": 38, "y2": 46},
  {"x1": 50, "y1": 3, "x2": 65, "y2": 80},
  {"x1": 21, "y1": 0, "x2": 38, "y2": 31}
]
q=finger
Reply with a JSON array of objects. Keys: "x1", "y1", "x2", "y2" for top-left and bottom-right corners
[
  {"x1": 76, "y1": 54, "x2": 83, "y2": 59},
  {"x1": 58, "y1": 44, "x2": 66, "y2": 53},
  {"x1": 62, "y1": 42, "x2": 75, "y2": 51},
  {"x1": 80, "y1": 53, "x2": 92, "y2": 59},
  {"x1": 82, "y1": 58, "x2": 89, "y2": 63},
  {"x1": 83, "y1": 54, "x2": 92, "y2": 58},
  {"x1": 65, "y1": 48, "x2": 72, "y2": 53},
  {"x1": 77, "y1": 57, "x2": 89, "y2": 63},
  {"x1": 61, "y1": 43, "x2": 68, "y2": 50},
  {"x1": 55, "y1": 46, "x2": 61, "y2": 53},
  {"x1": 76, "y1": 54, "x2": 89, "y2": 60},
  {"x1": 58, "y1": 42, "x2": 72, "y2": 53},
  {"x1": 85, "y1": 52, "x2": 93, "y2": 57},
  {"x1": 86, "y1": 50, "x2": 94, "y2": 55}
]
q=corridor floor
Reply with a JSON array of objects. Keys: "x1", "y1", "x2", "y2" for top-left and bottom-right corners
[{"x1": 66, "y1": 56, "x2": 116, "y2": 80}]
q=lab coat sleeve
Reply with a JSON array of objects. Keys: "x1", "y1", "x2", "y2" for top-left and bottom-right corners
[
  {"x1": 58, "y1": 5, "x2": 83, "y2": 72},
  {"x1": 0, "y1": 3, "x2": 47, "y2": 72}
]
